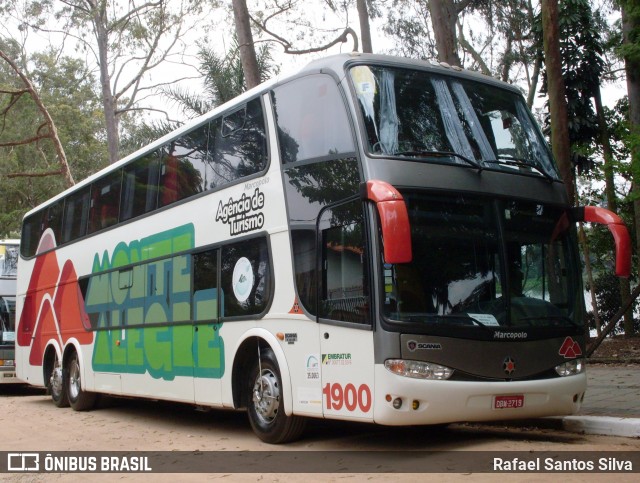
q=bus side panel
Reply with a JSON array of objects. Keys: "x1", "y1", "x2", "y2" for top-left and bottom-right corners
[{"x1": 16, "y1": 244, "x2": 94, "y2": 387}]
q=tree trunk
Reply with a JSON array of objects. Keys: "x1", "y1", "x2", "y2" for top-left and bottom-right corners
[
  {"x1": 93, "y1": 7, "x2": 120, "y2": 164},
  {"x1": 622, "y1": 1, "x2": 640, "y2": 336},
  {"x1": 428, "y1": 0, "x2": 461, "y2": 66},
  {"x1": 594, "y1": 85, "x2": 634, "y2": 335},
  {"x1": 356, "y1": 0, "x2": 373, "y2": 53},
  {"x1": 541, "y1": 0, "x2": 574, "y2": 205},
  {"x1": 232, "y1": 0, "x2": 261, "y2": 89}
]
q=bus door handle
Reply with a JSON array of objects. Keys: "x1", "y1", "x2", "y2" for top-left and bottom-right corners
[{"x1": 324, "y1": 332, "x2": 329, "y2": 339}]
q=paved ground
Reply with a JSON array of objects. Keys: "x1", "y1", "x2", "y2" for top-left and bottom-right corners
[
  {"x1": 551, "y1": 362, "x2": 640, "y2": 438},
  {"x1": 580, "y1": 364, "x2": 640, "y2": 418}
]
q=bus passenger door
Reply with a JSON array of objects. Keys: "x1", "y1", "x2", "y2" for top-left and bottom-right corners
[
  {"x1": 191, "y1": 249, "x2": 223, "y2": 406},
  {"x1": 318, "y1": 201, "x2": 375, "y2": 421}
]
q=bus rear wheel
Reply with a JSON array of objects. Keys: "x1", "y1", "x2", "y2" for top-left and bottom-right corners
[
  {"x1": 50, "y1": 351, "x2": 69, "y2": 408},
  {"x1": 67, "y1": 351, "x2": 96, "y2": 411},
  {"x1": 246, "y1": 348, "x2": 305, "y2": 444}
]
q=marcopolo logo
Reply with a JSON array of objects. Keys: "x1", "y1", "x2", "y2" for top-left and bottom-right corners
[
  {"x1": 559, "y1": 336, "x2": 582, "y2": 358},
  {"x1": 407, "y1": 340, "x2": 442, "y2": 351},
  {"x1": 493, "y1": 331, "x2": 528, "y2": 340}
]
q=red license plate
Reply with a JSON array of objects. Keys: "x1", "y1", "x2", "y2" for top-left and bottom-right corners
[{"x1": 494, "y1": 395, "x2": 524, "y2": 409}]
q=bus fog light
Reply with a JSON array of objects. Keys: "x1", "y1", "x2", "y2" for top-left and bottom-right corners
[
  {"x1": 555, "y1": 358, "x2": 584, "y2": 377},
  {"x1": 384, "y1": 359, "x2": 454, "y2": 380}
]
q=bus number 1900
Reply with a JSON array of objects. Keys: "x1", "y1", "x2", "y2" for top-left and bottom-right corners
[{"x1": 322, "y1": 382, "x2": 372, "y2": 412}]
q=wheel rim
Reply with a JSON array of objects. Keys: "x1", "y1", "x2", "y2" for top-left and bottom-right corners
[
  {"x1": 50, "y1": 357, "x2": 63, "y2": 399},
  {"x1": 69, "y1": 358, "x2": 81, "y2": 401},
  {"x1": 252, "y1": 368, "x2": 280, "y2": 424}
]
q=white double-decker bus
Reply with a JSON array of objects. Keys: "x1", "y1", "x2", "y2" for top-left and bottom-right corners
[{"x1": 16, "y1": 54, "x2": 630, "y2": 443}]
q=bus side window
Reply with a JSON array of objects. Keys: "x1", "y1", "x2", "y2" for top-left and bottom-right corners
[
  {"x1": 159, "y1": 136, "x2": 206, "y2": 208},
  {"x1": 193, "y1": 249, "x2": 219, "y2": 322},
  {"x1": 45, "y1": 200, "x2": 64, "y2": 244},
  {"x1": 212, "y1": 98, "x2": 267, "y2": 184},
  {"x1": 88, "y1": 170, "x2": 122, "y2": 234},
  {"x1": 21, "y1": 213, "x2": 41, "y2": 257},
  {"x1": 120, "y1": 153, "x2": 160, "y2": 221},
  {"x1": 318, "y1": 200, "x2": 370, "y2": 325},
  {"x1": 220, "y1": 236, "x2": 272, "y2": 318},
  {"x1": 62, "y1": 187, "x2": 90, "y2": 243},
  {"x1": 272, "y1": 74, "x2": 355, "y2": 164}
]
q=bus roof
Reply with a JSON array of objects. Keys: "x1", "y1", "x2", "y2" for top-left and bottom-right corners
[{"x1": 23, "y1": 53, "x2": 522, "y2": 218}]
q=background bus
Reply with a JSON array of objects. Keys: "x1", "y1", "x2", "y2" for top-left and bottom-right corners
[
  {"x1": 15, "y1": 54, "x2": 630, "y2": 443},
  {"x1": 0, "y1": 239, "x2": 19, "y2": 383}
]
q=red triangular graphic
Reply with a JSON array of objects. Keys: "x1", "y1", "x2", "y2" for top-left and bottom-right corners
[{"x1": 289, "y1": 298, "x2": 302, "y2": 314}]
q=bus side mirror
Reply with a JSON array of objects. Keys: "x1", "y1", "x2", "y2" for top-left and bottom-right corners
[
  {"x1": 361, "y1": 180, "x2": 412, "y2": 264},
  {"x1": 572, "y1": 206, "x2": 632, "y2": 278}
]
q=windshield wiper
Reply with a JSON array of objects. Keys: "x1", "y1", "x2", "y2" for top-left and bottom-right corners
[
  {"x1": 483, "y1": 156, "x2": 554, "y2": 182},
  {"x1": 391, "y1": 150, "x2": 483, "y2": 172}
]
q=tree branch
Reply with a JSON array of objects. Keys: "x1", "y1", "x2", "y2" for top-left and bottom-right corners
[
  {"x1": 5, "y1": 169, "x2": 64, "y2": 179},
  {"x1": 0, "y1": 49, "x2": 75, "y2": 187},
  {"x1": 586, "y1": 284, "x2": 640, "y2": 357},
  {"x1": 252, "y1": 13, "x2": 359, "y2": 55},
  {"x1": 457, "y1": 20, "x2": 491, "y2": 75}
]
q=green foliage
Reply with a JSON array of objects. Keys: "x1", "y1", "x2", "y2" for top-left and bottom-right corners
[
  {"x1": 0, "y1": 46, "x2": 108, "y2": 237},
  {"x1": 537, "y1": 0, "x2": 605, "y2": 147},
  {"x1": 586, "y1": 271, "x2": 640, "y2": 334},
  {"x1": 618, "y1": 0, "x2": 640, "y2": 63}
]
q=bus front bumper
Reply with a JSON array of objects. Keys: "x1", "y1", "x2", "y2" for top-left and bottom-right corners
[{"x1": 373, "y1": 364, "x2": 587, "y2": 426}]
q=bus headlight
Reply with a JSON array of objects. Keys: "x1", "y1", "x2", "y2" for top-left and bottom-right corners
[
  {"x1": 555, "y1": 358, "x2": 584, "y2": 377},
  {"x1": 384, "y1": 359, "x2": 454, "y2": 380}
]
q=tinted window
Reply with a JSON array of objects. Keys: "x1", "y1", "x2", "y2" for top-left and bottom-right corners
[
  {"x1": 21, "y1": 214, "x2": 40, "y2": 257},
  {"x1": 283, "y1": 157, "x2": 361, "y2": 315},
  {"x1": 220, "y1": 237, "x2": 271, "y2": 317},
  {"x1": 21, "y1": 200, "x2": 64, "y2": 256},
  {"x1": 89, "y1": 170, "x2": 122, "y2": 234},
  {"x1": 20, "y1": 98, "x2": 268, "y2": 256},
  {"x1": 63, "y1": 187, "x2": 90, "y2": 243},
  {"x1": 45, "y1": 200, "x2": 64, "y2": 243},
  {"x1": 159, "y1": 133, "x2": 206, "y2": 207},
  {"x1": 120, "y1": 153, "x2": 161, "y2": 221},
  {"x1": 319, "y1": 200, "x2": 369, "y2": 324},
  {"x1": 272, "y1": 74, "x2": 355, "y2": 163},
  {"x1": 193, "y1": 249, "x2": 219, "y2": 322},
  {"x1": 211, "y1": 98, "x2": 267, "y2": 184}
]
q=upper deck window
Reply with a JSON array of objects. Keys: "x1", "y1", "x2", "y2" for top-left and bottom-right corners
[
  {"x1": 272, "y1": 74, "x2": 355, "y2": 164},
  {"x1": 349, "y1": 65, "x2": 558, "y2": 180}
]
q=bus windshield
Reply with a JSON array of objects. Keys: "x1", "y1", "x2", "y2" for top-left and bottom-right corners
[
  {"x1": 382, "y1": 193, "x2": 581, "y2": 332},
  {"x1": 350, "y1": 64, "x2": 558, "y2": 180}
]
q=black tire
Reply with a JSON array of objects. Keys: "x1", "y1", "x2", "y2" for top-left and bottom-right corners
[
  {"x1": 66, "y1": 351, "x2": 97, "y2": 411},
  {"x1": 49, "y1": 351, "x2": 69, "y2": 408},
  {"x1": 246, "y1": 348, "x2": 306, "y2": 444}
]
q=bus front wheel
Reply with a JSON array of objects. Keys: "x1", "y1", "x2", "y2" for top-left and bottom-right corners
[
  {"x1": 67, "y1": 351, "x2": 97, "y2": 411},
  {"x1": 246, "y1": 348, "x2": 305, "y2": 444}
]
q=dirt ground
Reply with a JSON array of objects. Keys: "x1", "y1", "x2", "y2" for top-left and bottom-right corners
[
  {"x1": 1, "y1": 337, "x2": 637, "y2": 481},
  {"x1": 589, "y1": 335, "x2": 640, "y2": 361},
  {"x1": 1, "y1": 386, "x2": 639, "y2": 482}
]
